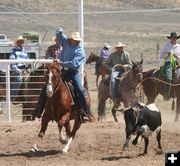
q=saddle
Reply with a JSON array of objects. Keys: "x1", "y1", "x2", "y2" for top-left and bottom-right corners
[{"x1": 62, "y1": 78, "x2": 88, "y2": 109}]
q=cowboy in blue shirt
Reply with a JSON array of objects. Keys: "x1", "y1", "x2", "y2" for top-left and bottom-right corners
[
  {"x1": 10, "y1": 36, "x2": 30, "y2": 98},
  {"x1": 31, "y1": 28, "x2": 89, "y2": 122}
]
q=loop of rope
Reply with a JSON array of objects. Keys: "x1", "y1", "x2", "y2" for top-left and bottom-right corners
[{"x1": 140, "y1": 77, "x2": 180, "y2": 86}]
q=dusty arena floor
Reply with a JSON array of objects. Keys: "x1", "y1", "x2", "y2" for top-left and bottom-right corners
[
  {"x1": 0, "y1": 67, "x2": 180, "y2": 166},
  {"x1": 0, "y1": 112, "x2": 179, "y2": 166}
]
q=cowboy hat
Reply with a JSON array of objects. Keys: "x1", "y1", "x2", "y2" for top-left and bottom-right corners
[
  {"x1": 167, "y1": 32, "x2": 180, "y2": 39},
  {"x1": 16, "y1": 36, "x2": 24, "y2": 42},
  {"x1": 104, "y1": 42, "x2": 111, "y2": 48},
  {"x1": 114, "y1": 42, "x2": 126, "y2": 47},
  {"x1": 70, "y1": 32, "x2": 82, "y2": 41}
]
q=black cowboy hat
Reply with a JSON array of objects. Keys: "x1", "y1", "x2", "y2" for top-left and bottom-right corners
[{"x1": 167, "y1": 32, "x2": 180, "y2": 39}]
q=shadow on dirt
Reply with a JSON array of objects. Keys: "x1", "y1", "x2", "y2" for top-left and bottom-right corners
[
  {"x1": 0, "y1": 150, "x2": 61, "y2": 158},
  {"x1": 101, "y1": 155, "x2": 135, "y2": 161}
]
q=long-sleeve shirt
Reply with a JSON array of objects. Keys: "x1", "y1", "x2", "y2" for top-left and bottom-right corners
[
  {"x1": 105, "y1": 50, "x2": 132, "y2": 71},
  {"x1": 100, "y1": 48, "x2": 110, "y2": 59},
  {"x1": 56, "y1": 31, "x2": 85, "y2": 71},
  {"x1": 160, "y1": 42, "x2": 180, "y2": 62},
  {"x1": 9, "y1": 47, "x2": 29, "y2": 70}
]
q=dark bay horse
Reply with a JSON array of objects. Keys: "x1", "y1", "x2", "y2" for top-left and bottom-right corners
[
  {"x1": 98, "y1": 60, "x2": 143, "y2": 122},
  {"x1": 14, "y1": 65, "x2": 46, "y2": 121},
  {"x1": 30, "y1": 61, "x2": 94, "y2": 153},
  {"x1": 142, "y1": 68, "x2": 180, "y2": 122},
  {"x1": 86, "y1": 52, "x2": 110, "y2": 87}
]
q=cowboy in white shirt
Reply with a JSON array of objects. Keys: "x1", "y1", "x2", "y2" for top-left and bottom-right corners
[{"x1": 160, "y1": 32, "x2": 180, "y2": 100}]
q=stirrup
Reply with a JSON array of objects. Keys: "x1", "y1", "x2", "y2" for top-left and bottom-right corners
[{"x1": 79, "y1": 112, "x2": 89, "y2": 123}]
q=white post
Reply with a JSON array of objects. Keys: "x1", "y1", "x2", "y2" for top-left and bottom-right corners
[
  {"x1": 6, "y1": 65, "x2": 11, "y2": 122},
  {"x1": 78, "y1": 0, "x2": 84, "y2": 85}
]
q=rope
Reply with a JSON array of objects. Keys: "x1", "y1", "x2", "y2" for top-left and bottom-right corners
[{"x1": 141, "y1": 77, "x2": 180, "y2": 86}]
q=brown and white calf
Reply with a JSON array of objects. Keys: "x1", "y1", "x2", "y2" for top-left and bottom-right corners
[{"x1": 123, "y1": 102, "x2": 162, "y2": 155}]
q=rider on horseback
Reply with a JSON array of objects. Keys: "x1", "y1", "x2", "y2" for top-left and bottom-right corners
[
  {"x1": 95, "y1": 42, "x2": 111, "y2": 74},
  {"x1": 31, "y1": 28, "x2": 89, "y2": 122},
  {"x1": 104, "y1": 41, "x2": 132, "y2": 107},
  {"x1": 160, "y1": 32, "x2": 180, "y2": 100}
]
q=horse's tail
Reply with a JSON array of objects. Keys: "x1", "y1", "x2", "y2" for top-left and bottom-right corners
[{"x1": 97, "y1": 77, "x2": 110, "y2": 120}]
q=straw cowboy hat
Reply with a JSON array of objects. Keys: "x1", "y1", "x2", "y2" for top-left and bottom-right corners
[
  {"x1": 167, "y1": 32, "x2": 180, "y2": 39},
  {"x1": 104, "y1": 42, "x2": 111, "y2": 48},
  {"x1": 114, "y1": 42, "x2": 126, "y2": 47},
  {"x1": 70, "y1": 32, "x2": 82, "y2": 41},
  {"x1": 16, "y1": 36, "x2": 24, "y2": 42}
]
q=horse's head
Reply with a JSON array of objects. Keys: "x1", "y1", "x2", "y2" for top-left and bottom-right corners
[
  {"x1": 86, "y1": 52, "x2": 99, "y2": 64},
  {"x1": 132, "y1": 59, "x2": 143, "y2": 81},
  {"x1": 46, "y1": 61, "x2": 62, "y2": 98}
]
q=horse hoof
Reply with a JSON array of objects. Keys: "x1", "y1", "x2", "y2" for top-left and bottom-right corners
[
  {"x1": 29, "y1": 144, "x2": 38, "y2": 153},
  {"x1": 62, "y1": 149, "x2": 68, "y2": 154},
  {"x1": 59, "y1": 139, "x2": 67, "y2": 145},
  {"x1": 29, "y1": 147, "x2": 38, "y2": 153}
]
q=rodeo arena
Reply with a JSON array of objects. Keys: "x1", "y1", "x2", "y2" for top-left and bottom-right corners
[{"x1": 0, "y1": 1, "x2": 180, "y2": 166}]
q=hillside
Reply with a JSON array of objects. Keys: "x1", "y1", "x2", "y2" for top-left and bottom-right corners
[
  {"x1": 1, "y1": 0, "x2": 180, "y2": 11},
  {"x1": 0, "y1": 0, "x2": 180, "y2": 68}
]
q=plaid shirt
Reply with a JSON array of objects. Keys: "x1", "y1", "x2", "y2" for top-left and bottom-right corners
[{"x1": 45, "y1": 44, "x2": 62, "y2": 59}]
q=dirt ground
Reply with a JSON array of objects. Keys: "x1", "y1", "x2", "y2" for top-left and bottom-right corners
[
  {"x1": 0, "y1": 67, "x2": 180, "y2": 166},
  {"x1": 0, "y1": 1, "x2": 180, "y2": 165}
]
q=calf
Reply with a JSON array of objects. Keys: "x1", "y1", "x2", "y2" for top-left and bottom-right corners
[{"x1": 123, "y1": 102, "x2": 162, "y2": 155}]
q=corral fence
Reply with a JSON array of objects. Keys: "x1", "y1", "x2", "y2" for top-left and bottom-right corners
[{"x1": 0, "y1": 59, "x2": 54, "y2": 122}]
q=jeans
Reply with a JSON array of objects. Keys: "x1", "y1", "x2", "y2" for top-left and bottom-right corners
[
  {"x1": 95, "y1": 59, "x2": 102, "y2": 74},
  {"x1": 163, "y1": 61, "x2": 172, "y2": 97},
  {"x1": 110, "y1": 71, "x2": 119, "y2": 100},
  {"x1": 11, "y1": 71, "x2": 22, "y2": 97},
  {"x1": 63, "y1": 69, "x2": 88, "y2": 114}
]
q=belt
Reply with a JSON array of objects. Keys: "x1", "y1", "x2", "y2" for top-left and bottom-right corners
[
  {"x1": 63, "y1": 67, "x2": 70, "y2": 71},
  {"x1": 18, "y1": 65, "x2": 26, "y2": 69}
]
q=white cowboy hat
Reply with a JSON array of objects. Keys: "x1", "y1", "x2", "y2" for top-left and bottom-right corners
[
  {"x1": 114, "y1": 42, "x2": 126, "y2": 47},
  {"x1": 104, "y1": 42, "x2": 111, "y2": 48},
  {"x1": 16, "y1": 36, "x2": 24, "y2": 42},
  {"x1": 70, "y1": 32, "x2": 82, "y2": 41}
]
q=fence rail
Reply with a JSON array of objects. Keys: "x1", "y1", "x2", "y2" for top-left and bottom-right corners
[{"x1": 0, "y1": 59, "x2": 54, "y2": 122}]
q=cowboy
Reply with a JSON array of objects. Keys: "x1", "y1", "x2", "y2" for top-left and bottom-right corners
[
  {"x1": 31, "y1": 28, "x2": 89, "y2": 122},
  {"x1": 105, "y1": 41, "x2": 132, "y2": 106},
  {"x1": 45, "y1": 36, "x2": 62, "y2": 59},
  {"x1": 95, "y1": 42, "x2": 111, "y2": 74},
  {"x1": 160, "y1": 32, "x2": 180, "y2": 100},
  {"x1": 9, "y1": 36, "x2": 30, "y2": 98}
]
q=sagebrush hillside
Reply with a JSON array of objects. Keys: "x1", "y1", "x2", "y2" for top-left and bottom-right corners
[{"x1": 0, "y1": 0, "x2": 180, "y2": 68}]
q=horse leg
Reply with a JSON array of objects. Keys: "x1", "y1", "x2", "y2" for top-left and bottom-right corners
[
  {"x1": 175, "y1": 98, "x2": 180, "y2": 122},
  {"x1": 30, "y1": 114, "x2": 51, "y2": 152},
  {"x1": 112, "y1": 105, "x2": 119, "y2": 122},
  {"x1": 58, "y1": 122, "x2": 71, "y2": 144},
  {"x1": 96, "y1": 74, "x2": 99, "y2": 88},
  {"x1": 62, "y1": 118, "x2": 81, "y2": 153}
]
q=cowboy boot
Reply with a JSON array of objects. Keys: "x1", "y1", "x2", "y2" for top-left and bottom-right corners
[{"x1": 31, "y1": 86, "x2": 47, "y2": 119}]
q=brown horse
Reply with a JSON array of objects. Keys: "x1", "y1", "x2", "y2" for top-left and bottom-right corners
[
  {"x1": 98, "y1": 60, "x2": 143, "y2": 122},
  {"x1": 30, "y1": 61, "x2": 93, "y2": 153},
  {"x1": 86, "y1": 52, "x2": 110, "y2": 87},
  {"x1": 142, "y1": 68, "x2": 180, "y2": 122},
  {"x1": 14, "y1": 65, "x2": 47, "y2": 121}
]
